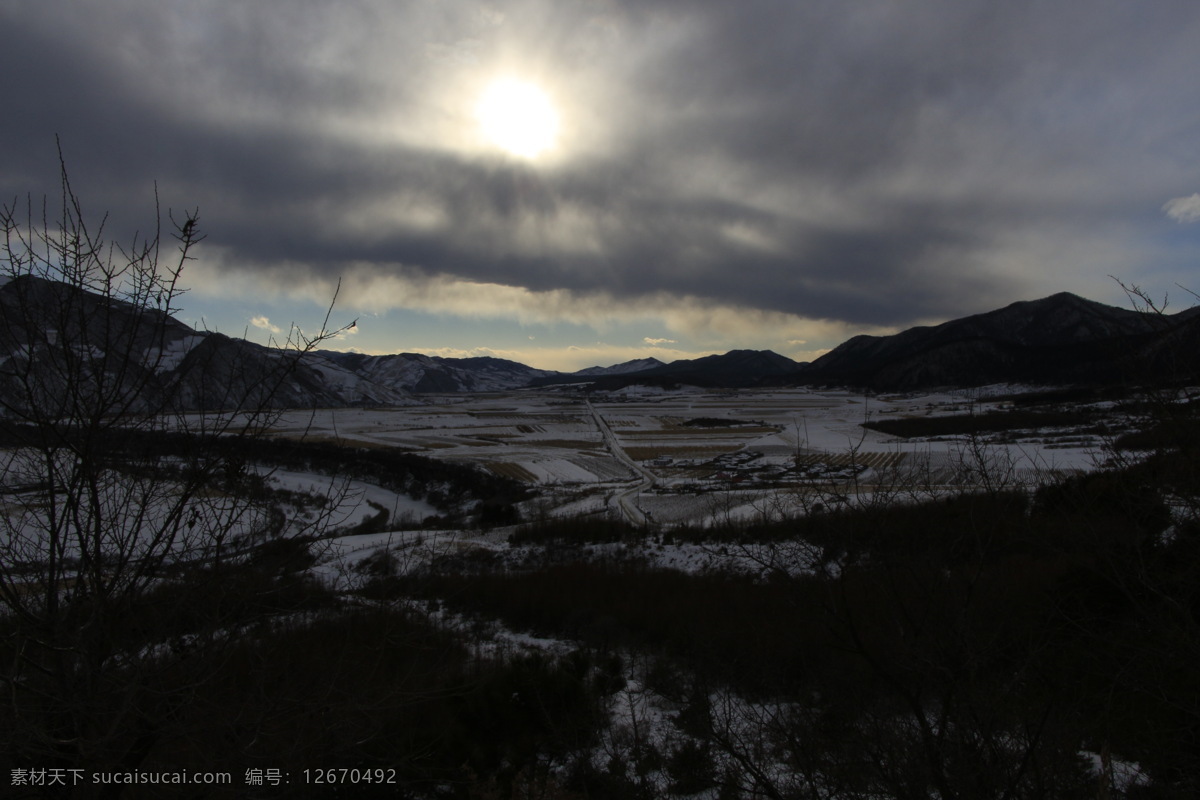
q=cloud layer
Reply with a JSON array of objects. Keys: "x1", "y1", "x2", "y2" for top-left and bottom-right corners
[
  {"x1": 4, "y1": 0, "x2": 1200, "y2": 353},
  {"x1": 1164, "y1": 194, "x2": 1200, "y2": 224}
]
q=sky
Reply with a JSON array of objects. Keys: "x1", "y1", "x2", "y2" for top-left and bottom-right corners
[{"x1": 3, "y1": 0, "x2": 1200, "y2": 372}]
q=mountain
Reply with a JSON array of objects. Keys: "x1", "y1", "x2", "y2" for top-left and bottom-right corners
[
  {"x1": 799, "y1": 292, "x2": 1194, "y2": 390},
  {"x1": 639, "y1": 349, "x2": 801, "y2": 386},
  {"x1": 316, "y1": 351, "x2": 558, "y2": 393},
  {"x1": 534, "y1": 350, "x2": 803, "y2": 390},
  {"x1": 0, "y1": 274, "x2": 190, "y2": 415},
  {"x1": 8, "y1": 275, "x2": 1195, "y2": 408},
  {"x1": 0, "y1": 275, "x2": 413, "y2": 412},
  {"x1": 170, "y1": 335, "x2": 415, "y2": 409},
  {"x1": 0, "y1": 275, "x2": 567, "y2": 407},
  {"x1": 573, "y1": 357, "x2": 666, "y2": 377}
]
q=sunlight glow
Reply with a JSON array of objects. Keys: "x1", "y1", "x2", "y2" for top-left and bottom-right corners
[{"x1": 475, "y1": 79, "x2": 559, "y2": 159}]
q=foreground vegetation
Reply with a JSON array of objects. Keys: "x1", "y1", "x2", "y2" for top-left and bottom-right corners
[
  {"x1": 400, "y1": 445, "x2": 1198, "y2": 798},
  {"x1": 6, "y1": 423, "x2": 1196, "y2": 798}
]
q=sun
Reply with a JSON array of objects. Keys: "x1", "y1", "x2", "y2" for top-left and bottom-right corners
[{"x1": 475, "y1": 79, "x2": 559, "y2": 160}]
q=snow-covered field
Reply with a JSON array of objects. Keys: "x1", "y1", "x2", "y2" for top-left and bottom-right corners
[
  {"x1": 269, "y1": 385, "x2": 1114, "y2": 533},
  {"x1": 1, "y1": 386, "x2": 1125, "y2": 583}
]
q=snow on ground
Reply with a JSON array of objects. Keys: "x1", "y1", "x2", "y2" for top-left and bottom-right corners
[
  {"x1": 147, "y1": 334, "x2": 206, "y2": 371},
  {"x1": 312, "y1": 529, "x2": 479, "y2": 587},
  {"x1": 535, "y1": 490, "x2": 615, "y2": 519},
  {"x1": 636, "y1": 539, "x2": 821, "y2": 578},
  {"x1": 424, "y1": 604, "x2": 579, "y2": 661},
  {"x1": 261, "y1": 468, "x2": 440, "y2": 529},
  {"x1": 484, "y1": 455, "x2": 606, "y2": 485},
  {"x1": 1080, "y1": 751, "x2": 1152, "y2": 793},
  {"x1": 251, "y1": 385, "x2": 1131, "y2": 532}
]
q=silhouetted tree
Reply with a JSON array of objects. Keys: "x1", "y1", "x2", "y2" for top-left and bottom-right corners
[{"x1": 0, "y1": 148, "x2": 351, "y2": 795}]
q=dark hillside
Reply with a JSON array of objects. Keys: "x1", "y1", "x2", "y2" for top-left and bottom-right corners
[{"x1": 801, "y1": 292, "x2": 1194, "y2": 389}]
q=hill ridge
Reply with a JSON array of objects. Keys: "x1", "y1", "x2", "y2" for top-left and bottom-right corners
[{"x1": 5, "y1": 275, "x2": 1196, "y2": 401}]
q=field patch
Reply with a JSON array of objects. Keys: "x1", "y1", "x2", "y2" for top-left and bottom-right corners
[
  {"x1": 795, "y1": 451, "x2": 907, "y2": 469},
  {"x1": 621, "y1": 426, "x2": 779, "y2": 438},
  {"x1": 519, "y1": 439, "x2": 603, "y2": 450},
  {"x1": 568, "y1": 455, "x2": 634, "y2": 481},
  {"x1": 484, "y1": 462, "x2": 539, "y2": 483},
  {"x1": 624, "y1": 444, "x2": 744, "y2": 461}
]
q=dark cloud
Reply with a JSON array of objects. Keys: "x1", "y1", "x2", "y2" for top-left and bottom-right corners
[{"x1": 4, "y1": 0, "x2": 1200, "y2": 334}]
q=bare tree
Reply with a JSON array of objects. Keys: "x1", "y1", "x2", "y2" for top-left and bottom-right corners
[{"x1": 0, "y1": 150, "x2": 351, "y2": 791}]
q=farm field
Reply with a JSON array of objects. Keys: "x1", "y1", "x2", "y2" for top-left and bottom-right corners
[{"x1": 268, "y1": 385, "x2": 1120, "y2": 531}]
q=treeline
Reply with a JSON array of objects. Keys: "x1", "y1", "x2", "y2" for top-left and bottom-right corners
[
  {"x1": 0, "y1": 421, "x2": 531, "y2": 526},
  {"x1": 220, "y1": 433, "x2": 531, "y2": 525},
  {"x1": 862, "y1": 406, "x2": 1115, "y2": 438}
]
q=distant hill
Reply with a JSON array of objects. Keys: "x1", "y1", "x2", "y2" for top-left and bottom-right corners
[
  {"x1": 798, "y1": 292, "x2": 1197, "y2": 390},
  {"x1": 573, "y1": 357, "x2": 666, "y2": 377},
  {"x1": 636, "y1": 349, "x2": 802, "y2": 387},
  {"x1": 316, "y1": 351, "x2": 557, "y2": 393},
  {"x1": 533, "y1": 350, "x2": 802, "y2": 390},
  {"x1": 5, "y1": 276, "x2": 1196, "y2": 408},
  {"x1": 0, "y1": 275, "x2": 414, "y2": 412}
]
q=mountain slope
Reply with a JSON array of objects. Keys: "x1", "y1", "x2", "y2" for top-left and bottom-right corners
[
  {"x1": 801, "y1": 292, "x2": 1188, "y2": 390},
  {"x1": 533, "y1": 350, "x2": 803, "y2": 390},
  {"x1": 0, "y1": 276, "x2": 414, "y2": 411},
  {"x1": 573, "y1": 358, "x2": 666, "y2": 377},
  {"x1": 169, "y1": 336, "x2": 415, "y2": 410},
  {"x1": 9, "y1": 275, "x2": 1194, "y2": 405},
  {"x1": 642, "y1": 349, "x2": 802, "y2": 386},
  {"x1": 317, "y1": 352, "x2": 558, "y2": 393}
]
